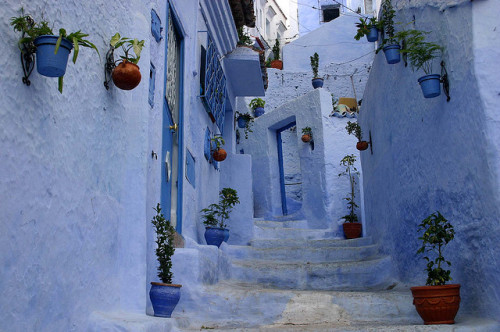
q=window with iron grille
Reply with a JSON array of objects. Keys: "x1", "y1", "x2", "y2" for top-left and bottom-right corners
[{"x1": 200, "y1": 34, "x2": 226, "y2": 134}]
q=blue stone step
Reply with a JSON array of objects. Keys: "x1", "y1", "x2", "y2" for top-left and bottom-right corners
[
  {"x1": 253, "y1": 225, "x2": 334, "y2": 240},
  {"x1": 250, "y1": 236, "x2": 373, "y2": 249}
]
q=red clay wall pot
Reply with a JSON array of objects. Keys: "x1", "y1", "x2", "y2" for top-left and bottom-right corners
[
  {"x1": 343, "y1": 222, "x2": 362, "y2": 239},
  {"x1": 270, "y1": 60, "x2": 283, "y2": 70},
  {"x1": 301, "y1": 134, "x2": 312, "y2": 143},
  {"x1": 411, "y1": 284, "x2": 461, "y2": 325},
  {"x1": 212, "y1": 148, "x2": 227, "y2": 162},
  {"x1": 356, "y1": 141, "x2": 369, "y2": 151},
  {"x1": 112, "y1": 60, "x2": 141, "y2": 90}
]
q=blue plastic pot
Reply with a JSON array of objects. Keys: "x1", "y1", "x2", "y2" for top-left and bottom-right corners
[
  {"x1": 366, "y1": 26, "x2": 378, "y2": 42},
  {"x1": 149, "y1": 282, "x2": 181, "y2": 318},
  {"x1": 312, "y1": 78, "x2": 324, "y2": 89},
  {"x1": 204, "y1": 227, "x2": 225, "y2": 247},
  {"x1": 223, "y1": 228, "x2": 230, "y2": 242},
  {"x1": 254, "y1": 107, "x2": 265, "y2": 117},
  {"x1": 383, "y1": 44, "x2": 401, "y2": 64},
  {"x1": 237, "y1": 117, "x2": 248, "y2": 128},
  {"x1": 418, "y1": 74, "x2": 441, "y2": 98},
  {"x1": 34, "y1": 35, "x2": 73, "y2": 77}
]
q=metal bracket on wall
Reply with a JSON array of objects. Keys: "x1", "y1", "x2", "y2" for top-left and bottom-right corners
[
  {"x1": 103, "y1": 46, "x2": 116, "y2": 90},
  {"x1": 440, "y1": 61, "x2": 451, "y2": 102},
  {"x1": 369, "y1": 131, "x2": 373, "y2": 155},
  {"x1": 19, "y1": 16, "x2": 36, "y2": 86}
]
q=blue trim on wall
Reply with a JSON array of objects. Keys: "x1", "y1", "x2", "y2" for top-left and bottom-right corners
[{"x1": 276, "y1": 121, "x2": 297, "y2": 216}]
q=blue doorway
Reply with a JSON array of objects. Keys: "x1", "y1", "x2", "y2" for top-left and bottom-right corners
[{"x1": 276, "y1": 121, "x2": 298, "y2": 216}]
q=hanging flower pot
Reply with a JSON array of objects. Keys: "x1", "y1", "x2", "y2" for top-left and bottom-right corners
[
  {"x1": 254, "y1": 107, "x2": 265, "y2": 117},
  {"x1": 366, "y1": 26, "x2": 378, "y2": 42},
  {"x1": 383, "y1": 44, "x2": 401, "y2": 64},
  {"x1": 301, "y1": 134, "x2": 312, "y2": 143},
  {"x1": 356, "y1": 141, "x2": 369, "y2": 151},
  {"x1": 149, "y1": 282, "x2": 182, "y2": 318},
  {"x1": 112, "y1": 60, "x2": 141, "y2": 90},
  {"x1": 237, "y1": 117, "x2": 248, "y2": 128},
  {"x1": 312, "y1": 78, "x2": 324, "y2": 89},
  {"x1": 212, "y1": 148, "x2": 227, "y2": 162},
  {"x1": 418, "y1": 74, "x2": 441, "y2": 98},
  {"x1": 34, "y1": 35, "x2": 73, "y2": 77}
]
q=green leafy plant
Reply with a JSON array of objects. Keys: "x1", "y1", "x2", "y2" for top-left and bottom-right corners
[
  {"x1": 345, "y1": 121, "x2": 362, "y2": 141},
  {"x1": 376, "y1": 0, "x2": 398, "y2": 52},
  {"x1": 151, "y1": 203, "x2": 176, "y2": 284},
  {"x1": 354, "y1": 17, "x2": 383, "y2": 40},
  {"x1": 272, "y1": 38, "x2": 281, "y2": 61},
  {"x1": 200, "y1": 188, "x2": 240, "y2": 229},
  {"x1": 310, "y1": 52, "x2": 320, "y2": 78},
  {"x1": 211, "y1": 135, "x2": 225, "y2": 149},
  {"x1": 338, "y1": 155, "x2": 359, "y2": 223},
  {"x1": 10, "y1": 9, "x2": 99, "y2": 93},
  {"x1": 417, "y1": 211, "x2": 455, "y2": 286},
  {"x1": 236, "y1": 112, "x2": 254, "y2": 139},
  {"x1": 237, "y1": 26, "x2": 252, "y2": 46},
  {"x1": 301, "y1": 127, "x2": 312, "y2": 135},
  {"x1": 396, "y1": 29, "x2": 442, "y2": 75},
  {"x1": 110, "y1": 33, "x2": 145, "y2": 65},
  {"x1": 249, "y1": 98, "x2": 265, "y2": 109}
]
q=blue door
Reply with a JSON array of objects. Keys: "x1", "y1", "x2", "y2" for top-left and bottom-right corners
[
  {"x1": 160, "y1": 98, "x2": 175, "y2": 220},
  {"x1": 276, "y1": 121, "x2": 297, "y2": 216}
]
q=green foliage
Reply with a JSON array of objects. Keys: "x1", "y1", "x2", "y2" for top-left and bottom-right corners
[
  {"x1": 211, "y1": 135, "x2": 225, "y2": 149},
  {"x1": 236, "y1": 112, "x2": 254, "y2": 139},
  {"x1": 301, "y1": 127, "x2": 312, "y2": 135},
  {"x1": 237, "y1": 27, "x2": 252, "y2": 46},
  {"x1": 310, "y1": 52, "x2": 319, "y2": 78},
  {"x1": 376, "y1": 0, "x2": 397, "y2": 52},
  {"x1": 338, "y1": 155, "x2": 359, "y2": 223},
  {"x1": 200, "y1": 188, "x2": 240, "y2": 229},
  {"x1": 331, "y1": 93, "x2": 339, "y2": 108},
  {"x1": 272, "y1": 38, "x2": 281, "y2": 60},
  {"x1": 249, "y1": 98, "x2": 265, "y2": 109},
  {"x1": 396, "y1": 29, "x2": 442, "y2": 75},
  {"x1": 345, "y1": 121, "x2": 362, "y2": 141},
  {"x1": 354, "y1": 17, "x2": 383, "y2": 41},
  {"x1": 151, "y1": 204, "x2": 176, "y2": 284},
  {"x1": 110, "y1": 33, "x2": 145, "y2": 65},
  {"x1": 417, "y1": 211, "x2": 455, "y2": 286}
]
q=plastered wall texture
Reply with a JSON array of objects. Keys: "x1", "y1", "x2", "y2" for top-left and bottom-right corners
[{"x1": 359, "y1": 0, "x2": 500, "y2": 320}]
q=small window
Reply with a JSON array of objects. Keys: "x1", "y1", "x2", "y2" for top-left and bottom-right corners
[{"x1": 322, "y1": 5, "x2": 340, "y2": 22}]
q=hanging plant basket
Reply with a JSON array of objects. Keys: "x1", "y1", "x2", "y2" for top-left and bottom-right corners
[
  {"x1": 212, "y1": 148, "x2": 227, "y2": 162},
  {"x1": 366, "y1": 26, "x2": 378, "y2": 42},
  {"x1": 383, "y1": 44, "x2": 401, "y2": 64},
  {"x1": 356, "y1": 141, "x2": 369, "y2": 151},
  {"x1": 301, "y1": 134, "x2": 312, "y2": 143},
  {"x1": 112, "y1": 60, "x2": 141, "y2": 90},
  {"x1": 418, "y1": 74, "x2": 441, "y2": 98},
  {"x1": 34, "y1": 35, "x2": 73, "y2": 77},
  {"x1": 312, "y1": 78, "x2": 324, "y2": 89},
  {"x1": 254, "y1": 107, "x2": 265, "y2": 117},
  {"x1": 237, "y1": 117, "x2": 248, "y2": 128}
]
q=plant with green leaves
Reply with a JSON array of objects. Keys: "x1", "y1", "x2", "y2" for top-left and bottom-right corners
[
  {"x1": 201, "y1": 188, "x2": 240, "y2": 229},
  {"x1": 376, "y1": 0, "x2": 397, "y2": 52},
  {"x1": 417, "y1": 211, "x2": 455, "y2": 286},
  {"x1": 237, "y1": 26, "x2": 252, "y2": 46},
  {"x1": 110, "y1": 33, "x2": 145, "y2": 65},
  {"x1": 338, "y1": 155, "x2": 359, "y2": 223},
  {"x1": 151, "y1": 203, "x2": 176, "y2": 284},
  {"x1": 236, "y1": 112, "x2": 254, "y2": 139},
  {"x1": 310, "y1": 52, "x2": 320, "y2": 78},
  {"x1": 272, "y1": 38, "x2": 281, "y2": 60},
  {"x1": 346, "y1": 121, "x2": 362, "y2": 141},
  {"x1": 301, "y1": 127, "x2": 312, "y2": 135},
  {"x1": 354, "y1": 17, "x2": 383, "y2": 40},
  {"x1": 396, "y1": 29, "x2": 442, "y2": 75},
  {"x1": 249, "y1": 98, "x2": 265, "y2": 110},
  {"x1": 211, "y1": 135, "x2": 225, "y2": 149}
]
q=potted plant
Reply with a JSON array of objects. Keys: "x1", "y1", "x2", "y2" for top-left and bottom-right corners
[
  {"x1": 396, "y1": 29, "x2": 443, "y2": 98},
  {"x1": 211, "y1": 135, "x2": 227, "y2": 162},
  {"x1": 149, "y1": 203, "x2": 182, "y2": 318},
  {"x1": 237, "y1": 26, "x2": 253, "y2": 47},
  {"x1": 235, "y1": 112, "x2": 254, "y2": 139},
  {"x1": 109, "y1": 33, "x2": 145, "y2": 90},
  {"x1": 10, "y1": 10, "x2": 99, "y2": 93},
  {"x1": 301, "y1": 127, "x2": 313, "y2": 143},
  {"x1": 411, "y1": 211, "x2": 460, "y2": 325},
  {"x1": 377, "y1": 0, "x2": 400, "y2": 64},
  {"x1": 310, "y1": 52, "x2": 323, "y2": 89},
  {"x1": 346, "y1": 121, "x2": 369, "y2": 151},
  {"x1": 270, "y1": 38, "x2": 283, "y2": 70},
  {"x1": 249, "y1": 97, "x2": 265, "y2": 117},
  {"x1": 354, "y1": 17, "x2": 383, "y2": 42},
  {"x1": 338, "y1": 155, "x2": 361, "y2": 239},
  {"x1": 200, "y1": 188, "x2": 240, "y2": 247}
]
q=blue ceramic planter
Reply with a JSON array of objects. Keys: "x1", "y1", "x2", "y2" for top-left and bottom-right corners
[
  {"x1": 418, "y1": 74, "x2": 441, "y2": 98},
  {"x1": 312, "y1": 78, "x2": 324, "y2": 89},
  {"x1": 383, "y1": 44, "x2": 401, "y2": 64},
  {"x1": 237, "y1": 117, "x2": 248, "y2": 128},
  {"x1": 366, "y1": 27, "x2": 378, "y2": 42},
  {"x1": 223, "y1": 228, "x2": 230, "y2": 242},
  {"x1": 205, "y1": 227, "x2": 225, "y2": 247},
  {"x1": 149, "y1": 282, "x2": 181, "y2": 318},
  {"x1": 34, "y1": 35, "x2": 73, "y2": 77},
  {"x1": 254, "y1": 107, "x2": 265, "y2": 117}
]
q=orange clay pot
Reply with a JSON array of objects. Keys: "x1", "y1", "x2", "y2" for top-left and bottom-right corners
[{"x1": 112, "y1": 60, "x2": 141, "y2": 90}]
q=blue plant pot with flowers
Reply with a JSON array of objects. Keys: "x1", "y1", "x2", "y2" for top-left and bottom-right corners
[
  {"x1": 205, "y1": 227, "x2": 225, "y2": 247},
  {"x1": 418, "y1": 74, "x2": 441, "y2": 98},
  {"x1": 366, "y1": 26, "x2": 378, "y2": 42},
  {"x1": 150, "y1": 282, "x2": 182, "y2": 318},
  {"x1": 34, "y1": 35, "x2": 73, "y2": 77},
  {"x1": 383, "y1": 44, "x2": 401, "y2": 64}
]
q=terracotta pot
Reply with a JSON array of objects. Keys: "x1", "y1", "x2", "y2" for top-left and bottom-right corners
[
  {"x1": 112, "y1": 60, "x2": 141, "y2": 90},
  {"x1": 411, "y1": 284, "x2": 461, "y2": 325},
  {"x1": 343, "y1": 222, "x2": 362, "y2": 239},
  {"x1": 270, "y1": 60, "x2": 283, "y2": 70},
  {"x1": 212, "y1": 148, "x2": 227, "y2": 162},
  {"x1": 356, "y1": 141, "x2": 369, "y2": 151},
  {"x1": 301, "y1": 134, "x2": 312, "y2": 143}
]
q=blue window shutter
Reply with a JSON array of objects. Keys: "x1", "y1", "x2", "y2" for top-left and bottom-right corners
[
  {"x1": 151, "y1": 9, "x2": 163, "y2": 42},
  {"x1": 204, "y1": 127, "x2": 211, "y2": 161},
  {"x1": 185, "y1": 149, "x2": 195, "y2": 188},
  {"x1": 148, "y1": 62, "x2": 156, "y2": 107}
]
